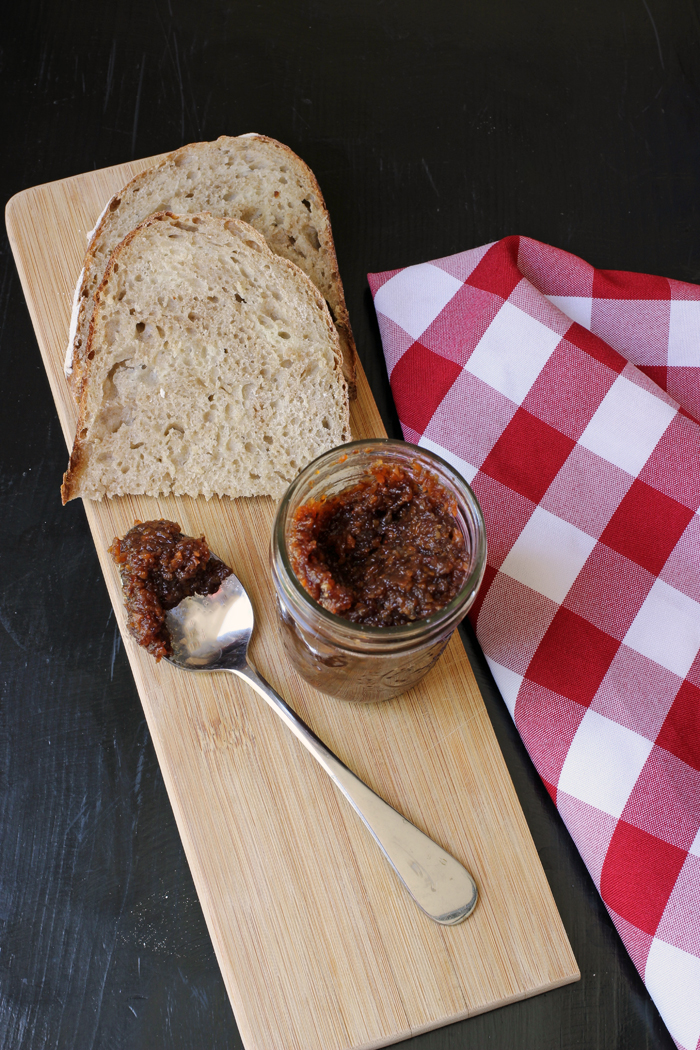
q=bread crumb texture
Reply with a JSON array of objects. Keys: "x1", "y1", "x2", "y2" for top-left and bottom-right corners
[
  {"x1": 69, "y1": 134, "x2": 355, "y2": 397},
  {"x1": 61, "y1": 213, "x2": 350, "y2": 502}
]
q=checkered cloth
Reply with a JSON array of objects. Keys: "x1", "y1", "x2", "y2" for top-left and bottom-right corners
[{"x1": 369, "y1": 236, "x2": 700, "y2": 1050}]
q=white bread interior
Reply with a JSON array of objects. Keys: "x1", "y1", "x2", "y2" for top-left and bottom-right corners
[
  {"x1": 61, "y1": 212, "x2": 350, "y2": 503},
  {"x1": 66, "y1": 134, "x2": 356, "y2": 397}
]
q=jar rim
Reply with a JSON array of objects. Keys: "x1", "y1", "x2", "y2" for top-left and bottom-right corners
[{"x1": 271, "y1": 438, "x2": 487, "y2": 644}]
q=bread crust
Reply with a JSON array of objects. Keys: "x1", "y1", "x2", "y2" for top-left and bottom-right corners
[
  {"x1": 67, "y1": 134, "x2": 357, "y2": 401},
  {"x1": 61, "y1": 212, "x2": 350, "y2": 504}
]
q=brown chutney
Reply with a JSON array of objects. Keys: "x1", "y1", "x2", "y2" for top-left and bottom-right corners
[
  {"x1": 289, "y1": 461, "x2": 469, "y2": 627},
  {"x1": 109, "y1": 520, "x2": 231, "y2": 660}
]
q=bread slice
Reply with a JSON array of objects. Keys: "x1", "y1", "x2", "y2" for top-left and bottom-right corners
[
  {"x1": 61, "y1": 213, "x2": 350, "y2": 503},
  {"x1": 65, "y1": 134, "x2": 356, "y2": 398}
]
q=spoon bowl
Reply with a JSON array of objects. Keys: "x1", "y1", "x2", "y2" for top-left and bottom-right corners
[
  {"x1": 167, "y1": 571, "x2": 254, "y2": 669},
  {"x1": 166, "y1": 568, "x2": 478, "y2": 926}
]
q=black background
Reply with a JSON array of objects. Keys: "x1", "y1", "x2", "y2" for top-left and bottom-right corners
[{"x1": 1, "y1": 0, "x2": 696, "y2": 1047}]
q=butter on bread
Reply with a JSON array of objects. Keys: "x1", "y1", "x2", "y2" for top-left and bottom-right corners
[
  {"x1": 61, "y1": 212, "x2": 350, "y2": 503},
  {"x1": 66, "y1": 134, "x2": 356, "y2": 398}
]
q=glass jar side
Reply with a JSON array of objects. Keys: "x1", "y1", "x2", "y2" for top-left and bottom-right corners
[{"x1": 272, "y1": 571, "x2": 457, "y2": 702}]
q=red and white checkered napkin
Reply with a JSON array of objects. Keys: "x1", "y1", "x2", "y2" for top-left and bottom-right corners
[{"x1": 369, "y1": 236, "x2": 700, "y2": 1050}]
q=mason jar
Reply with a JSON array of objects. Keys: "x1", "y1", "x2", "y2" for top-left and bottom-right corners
[{"x1": 270, "y1": 438, "x2": 487, "y2": 703}]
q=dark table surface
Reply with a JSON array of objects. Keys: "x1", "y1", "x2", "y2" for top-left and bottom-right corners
[{"x1": 1, "y1": 1, "x2": 696, "y2": 1047}]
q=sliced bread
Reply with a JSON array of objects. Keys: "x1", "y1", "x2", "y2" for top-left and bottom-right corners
[
  {"x1": 65, "y1": 134, "x2": 356, "y2": 398},
  {"x1": 61, "y1": 212, "x2": 350, "y2": 503}
]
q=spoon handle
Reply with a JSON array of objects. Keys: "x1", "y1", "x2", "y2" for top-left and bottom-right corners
[{"x1": 233, "y1": 661, "x2": 478, "y2": 925}]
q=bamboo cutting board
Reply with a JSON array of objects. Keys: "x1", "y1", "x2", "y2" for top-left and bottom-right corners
[{"x1": 6, "y1": 157, "x2": 579, "y2": 1050}]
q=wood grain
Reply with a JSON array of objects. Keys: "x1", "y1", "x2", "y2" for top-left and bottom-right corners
[{"x1": 5, "y1": 158, "x2": 579, "y2": 1050}]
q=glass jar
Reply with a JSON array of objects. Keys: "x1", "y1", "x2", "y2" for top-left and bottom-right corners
[{"x1": 270, "y1": 438, "x2": 487, "y2": 703}]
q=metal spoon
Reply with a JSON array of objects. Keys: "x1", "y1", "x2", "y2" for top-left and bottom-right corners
[{"x1": 165, "y1": 570, "x2": 478, "y2": 925}]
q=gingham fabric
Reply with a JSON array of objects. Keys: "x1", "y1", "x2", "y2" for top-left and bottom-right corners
[{"x1": 368, "y1": 236, "x2": 700, "y2": 1050}]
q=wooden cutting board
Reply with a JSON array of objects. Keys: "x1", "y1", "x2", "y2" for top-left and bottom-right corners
[{"x1": 6, "y1": 157, "x2": 579, "y2": 1050}]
